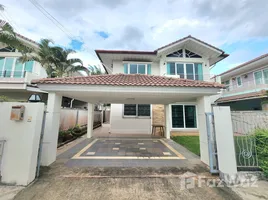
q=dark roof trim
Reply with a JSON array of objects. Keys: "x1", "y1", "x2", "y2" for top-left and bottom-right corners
[
  {"x1": 95, "y1": 49, "x2": 156, "y2": 55},
  {"x1": 95, "y1": 51, "x2": 109, "y2": 74},
  {"x1": 217, "y1": 53, "x2": 268, "y2": 77}
]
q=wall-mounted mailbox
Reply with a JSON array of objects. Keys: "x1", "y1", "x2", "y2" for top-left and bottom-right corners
[{"x1": 10, "y1": 105, "x2": 25, "y2": 121}]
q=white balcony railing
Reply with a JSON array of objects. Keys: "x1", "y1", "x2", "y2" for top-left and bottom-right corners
[
  {"x1": 0, "y1": 70, "x2": 40, "y2": 84},
  {"x1": 222, "y1": 79, "x2": 268, "y2": 96}
]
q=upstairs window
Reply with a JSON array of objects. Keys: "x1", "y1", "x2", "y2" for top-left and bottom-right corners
[
  {"x1": 167, "y1": 62, "x2": 203, "y2": 80},
  {"x1": 254, "y1": 69, "x2": 268, "y2": 85},
  {"x1": 236, "y1": 77, "x2": 242, "y2": 87},
  {"x1": 124, "y1": 104, "x2": 150, "y2": 117},
  {"x1": 0, "y1": 57, "x2": 34, "y2": 77},
  {"x1": 123, "y1": 63, "x2": 151, "y2": 75}
]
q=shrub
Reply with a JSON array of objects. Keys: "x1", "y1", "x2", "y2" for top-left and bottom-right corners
[{"x1": 254, "y1": 129, "x2": 268, "y2": 177}]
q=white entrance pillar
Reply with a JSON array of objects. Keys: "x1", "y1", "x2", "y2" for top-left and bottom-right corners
[
  {"x1": 41, "y1": 93, "x2": 62, "y2": 166},
  {"x1": 87, "y1": 103, "x2": 94, "y2": 138},
  {"x1": 165, "y1": 104, "x2": 171, "y2": 139},
  {"x1": 213, "y1": 106, "x2": 237, "y2": 181},
  {"x1": 197, "y1": 96, "x2": 211, "y2": 165}
]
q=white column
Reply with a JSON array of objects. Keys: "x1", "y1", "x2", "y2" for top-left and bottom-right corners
[
  {"x1": 197, "y1": 96, "x2": 211, "y2": 165},
  {"x1": 41, "y1": 93, "x2": 62, "y2": 166},
  {"x1": 87, "y1": 103, "x2": 94, "y2": 138},
  {"x1": 213, "y1": 106, "x2": 237, "y2": 181},
  {"x1": 165, "y1": 104, "x2": 171, "y2": 139}
]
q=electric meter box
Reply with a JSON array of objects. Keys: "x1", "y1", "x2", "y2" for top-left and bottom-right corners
[{"x1": 10, "y1": 105, "x2": 25, "y2": 121}]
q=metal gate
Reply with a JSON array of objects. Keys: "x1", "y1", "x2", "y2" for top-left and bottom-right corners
[
  {"x1": 205, "y1": 112, "x2": 219, "y2": 173},
  {"x1": 231, "y1": 111, "x2": 259, "y2": 169}
]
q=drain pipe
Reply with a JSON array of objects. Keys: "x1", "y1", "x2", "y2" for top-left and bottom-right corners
[{"x1": 70, "y1": 98, "x2": 75, "y2": 108}]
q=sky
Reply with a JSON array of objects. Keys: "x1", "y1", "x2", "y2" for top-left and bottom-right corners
[{"x1": 1, "y1": 0, "x2": 268, "y2": 75}]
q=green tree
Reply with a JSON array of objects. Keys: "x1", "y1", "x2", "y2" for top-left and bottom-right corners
[
  {"x1": 0, "y1": 20, "x2": 31, "y2": 53},
  {"x1": 19, "y1": 39, "x2": 89, "y2": 77},
  {"x1": 88, "y1": 65, "x2": 103, "y2": 75}
]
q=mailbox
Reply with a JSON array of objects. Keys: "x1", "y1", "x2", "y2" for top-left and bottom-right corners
[{"x1": 10, "y1": 105, "x2": 25, "y2": 121}]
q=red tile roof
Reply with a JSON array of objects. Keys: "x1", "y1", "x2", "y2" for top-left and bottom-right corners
[
  {"x1": 217, "y1": 53, "x2": 268, "y2": 77},
  {"x1": 32, "y1": 74, "x2": 225, "y2": 88},
  {"x1": 216, "y1": 90, "x2": 267, "y2": 103}
]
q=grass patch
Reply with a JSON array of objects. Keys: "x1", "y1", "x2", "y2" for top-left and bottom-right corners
[{"x1": 171, "y1": 136, "x2": 200, "y2": 156}]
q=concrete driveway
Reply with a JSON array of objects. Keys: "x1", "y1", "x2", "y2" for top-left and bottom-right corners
[{"x1": 13, "y1": 137, "x2": 243, "y2": 200}]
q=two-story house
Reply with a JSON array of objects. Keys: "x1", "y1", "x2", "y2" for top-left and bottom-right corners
[
  {"x1": 0, "y1": 33, "x2": 48, "y2": 102},
  {"x1": 214, "y1": 54, "x2": 268, "y2": 111},
  {"x1": 95, "y1": 35, "x2": 228, "y2": 135}
]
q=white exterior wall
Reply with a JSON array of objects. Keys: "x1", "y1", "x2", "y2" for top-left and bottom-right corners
[
  {"x1": 109, "y1": 61, "x2": 159, "y2": 134},
  {"x1": 110, "y1": 54, "x2": 211, "y2": 134},
  {"x1": 110, "y1": 104, "x2": 151, "y2": 134},
  {"x1": 0, "y1": 102, "x2": 45, "y2": 185}
]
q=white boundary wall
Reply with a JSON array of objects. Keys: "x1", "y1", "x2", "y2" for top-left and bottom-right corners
[{"x1": 0, "y1": 102, "x2": 44, "y2": 185}]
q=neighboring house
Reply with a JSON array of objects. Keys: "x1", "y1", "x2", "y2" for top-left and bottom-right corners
[
  {"x1": 0, "y1": 32, "x2": 87, "y2": 108},
  {"x1": 213, "y1": 54, "x2": 268, "y2": 111},
  {"x1": 0, "y1": 34, "x2": 48, "y2": 102},
  {"x1": 95, "y1": 35, "x2": 228, "y2": 135}
]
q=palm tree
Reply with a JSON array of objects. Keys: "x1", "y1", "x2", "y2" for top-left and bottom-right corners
[
  {"x1": 0, "y1": 20, "x2": 31, "y2": 53},
  {"x1": 88, "y1": 65, "x2": 103, "y2": 75},
  {"x1": 51, "y1": 47, "x2": 89, "y2": 77},
  {"x1": 20, "y1": 39, "x2": 89, "y2": 77}
]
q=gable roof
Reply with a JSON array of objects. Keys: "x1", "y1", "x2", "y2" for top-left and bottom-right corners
[
  {"x1": 155, "y1": 35, "x2": 225, "y2": 53},
  {"x1": 95, "y1": 35, "x2": 228, "y2": 73},
  {"x1": 217, "y1": 53, "x2": 268, "y2": 77},
  {"x1": 32, "y1": 74, "x2": 224, "y2": 88}
]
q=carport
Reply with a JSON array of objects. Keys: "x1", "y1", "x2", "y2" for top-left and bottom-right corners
[{"x1": 32, "y1": 74, "x2": 224, "y2": 167}]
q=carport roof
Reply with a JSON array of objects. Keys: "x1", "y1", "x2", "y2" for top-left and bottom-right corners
[{"x1": 32, "y1": 74, "x2": 224, "y2": 88}]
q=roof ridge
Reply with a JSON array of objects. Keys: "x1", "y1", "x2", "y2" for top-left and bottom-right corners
[{"x1": 217, "y1": 53, "x2": 268, "y2": 77}]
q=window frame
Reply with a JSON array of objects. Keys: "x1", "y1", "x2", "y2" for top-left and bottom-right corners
[
  {"x1": 253, "y1": 68, "x2": 268, "y2": 85},
  {"x1": 167, "y1": 62, "x2": 199, "y2": 80},
  {"x1": 123, "y1": 62, "x2": 151, "y2": 75},
  {"x1": 170, "y1": 103, "x2": 198, "y2": 129},
  {"x1": 0, "y1": 57, "x2": 34, "y2": 78},
  {"x1": 236, "y1": 76, "x2": 242, "y2": 87},
  {"x1": 123, "y1": 104, "x2": 151, "y2": 118}
]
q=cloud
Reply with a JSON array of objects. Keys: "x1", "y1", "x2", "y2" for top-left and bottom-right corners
[{"x1": 1, "y1": 0, "x2": 268, "y2": 72}]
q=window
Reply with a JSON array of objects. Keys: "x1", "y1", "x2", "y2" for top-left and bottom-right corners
[
  {"x1": 236, "y1": 77, "x2": 242, "y2": 87},
  {"x1": 166, "y1": 49, "x2": 201, "y2": 58},
  {"x1": 0, "y1": 57, "x2": 34, "y2": 77},
  {"x1": 0, "y1": 46, "x2": 16, "y2": 52},
  {"x1": 224, "y1": 80, "x2": 230, "y2": 91},
  {"x1": 185, "y1": 50, "x2": 202, "y2": 58},
  {"x1": 124, "y1": 104, "x2": 150, "y2": 117},
  {"x1": 171, "y1": 105, "x2": 197, "y2": 128},
  {"x1": 167, "y1": 49, "x2": 183, "y2": 57},
  {"x1": 167, "y1": 62, "x2": 203, "y2": 80},
  {"x1": 123, "y1": 63, "x2": 151, "y2": 74},
  {"x1": 254, "y1": 71, "x2": 263, "y2": 85}
]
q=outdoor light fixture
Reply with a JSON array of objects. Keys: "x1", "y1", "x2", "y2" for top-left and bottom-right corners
[{"x1": 28, "y1": 94, "x2": 42, "y2": 103}]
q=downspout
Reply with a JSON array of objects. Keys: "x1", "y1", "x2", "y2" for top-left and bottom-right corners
[{"x1": 70, "y1": 98, "x2": 74, "y2": 108}]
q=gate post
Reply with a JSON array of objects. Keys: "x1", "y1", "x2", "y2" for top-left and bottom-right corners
[
  {"x1": 87, "y1": 103, "x2": 94, "y2": 138},
  {"x1": 213, "y1": 106, "x2": 237, "y2": 182},
  {"x1": 197, "y1": 96, "x2": 211, "y2": 165},
  {"x1": 41, "y1": 93, "x2": 62, "y2": 166}
]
